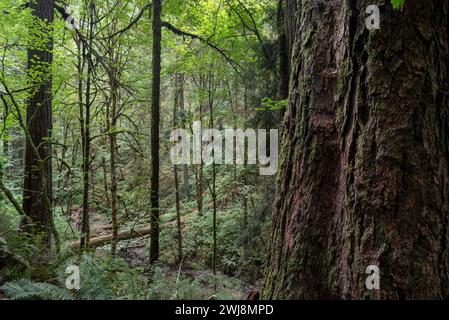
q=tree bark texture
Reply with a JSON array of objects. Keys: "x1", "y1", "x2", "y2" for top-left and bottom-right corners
[
  {"x1": 263, "y1": 0, "x2": 449, "y2": 299},
  {"x1": 23, "y1": 0, "x2": 55, "y2": 246},
  {"x1": 278, "y1": 0, "x2": 297, "y2": 99}
]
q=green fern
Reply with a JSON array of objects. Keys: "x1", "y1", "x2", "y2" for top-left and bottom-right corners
[
  {"x1": 391, "y1": 0, "x2": 405, "y2": 9},
  {"x1": 0, "y1": 278, "x2": 74, "y2": 300},
  {"x1": 74, "y1": 254, "x2": 114, "y2": 300}
]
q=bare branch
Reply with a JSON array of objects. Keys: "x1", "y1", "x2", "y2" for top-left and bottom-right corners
[
  {"x1": 102, "y1": 3, "x2": 152, "y2": 40},
  {"x1": 161, "y1": 21, "x2": 241, "y2": 75}
]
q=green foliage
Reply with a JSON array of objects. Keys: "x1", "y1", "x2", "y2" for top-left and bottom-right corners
[
  {"x1": 0, "y1": 0, "x2": 278, "y2": 301},
  {"x1": 391, "y1": 0, "x2": 406, "y2": 9},
  {"x1": 1, "y1": 253, "x2": 149, "y2": 300},
  {"x1": 146, "y1": 265, "x2": 245, "y2": 300},
  {"x1": 257, "y1": 98, "x2": 288, "y2": 111},
  {"x1": 58, "y1": 254, "x2": 148, "y2": 300},
  {"x1": 0, "y1": 278, "x2": 74, "y2": 300},
  {"x1": 181, "y1": 208, "x2": 244, "y2": 270},
  {"x1": 0, "y1": 212, "x2": 33, "y2": 282},
  {"x1": 1, "y1": 251, "x2": 249, "y2": 300}
]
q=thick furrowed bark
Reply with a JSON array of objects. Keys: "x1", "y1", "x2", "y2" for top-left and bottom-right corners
[{"x1": 263, "y1": 0, "x2": 449, "y2": 299}]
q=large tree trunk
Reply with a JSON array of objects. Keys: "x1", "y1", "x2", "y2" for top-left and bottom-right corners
[
  {"x1": 23, "y1": 0, "x2": 55, "y2": 247},
  {"x1": 263, "y1": 0, "x2": 449, "y2": 300},
  {"x1": 149, "y1": 0, "x2": 162, "y2": 264}
]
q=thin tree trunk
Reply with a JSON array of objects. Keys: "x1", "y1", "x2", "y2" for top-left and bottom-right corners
[
  {"x1": 178, "y1": 74, "x2": 190, "y2": 198},
  {"x1": 243, "y1": 75, "x2": 248, "y2": 227},
  {"x1": 102, "y1": 156, "x2": 110, "y2": 204},
  {"x1": 174, "y1": 73, "x2": 189, "y2": 196},
  {"x1": 226, "y1": 80, "x2": 238, "y2": 181},
  {"x1": 66, "y1": 136, "x2": 79, "y2": 216},
  {"x1": 173, "y1": 165, "x2": 183, "y2": 263},
  {"x1": 109, "y1": 73, "x2": 119, "y2": 257},
  {"x1": 2, "y1": 126, "x2": 9, "y2": 176},
  {"x1": 173, "y1": 78, "x2": 183, "y2": 263},
  {"x1": 58, "y1": 121, "x2": 68, "y2": 190},
  {"x1": 80, "y1": 2, "x2": 94, "y2": 249},
  {"x1": 149, "y1": 0, "x2": 162, "y2": 265},
  {"x1": 207, "y1": 74, "x2": 217, "y2": 276},
  {"x1": 195, "y1": 78, "x2": 205, "y2": 217},
  {"x1": 197, "y1": 163, "x2": 203, "y2": 217}
]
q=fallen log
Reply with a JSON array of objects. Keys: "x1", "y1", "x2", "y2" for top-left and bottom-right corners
[
  {"x1": 70, "y1": 203, "x2": 213, "y2": 249},
  {"x1": 70, "y1": 225, "x2": 151, "y2": 249}
]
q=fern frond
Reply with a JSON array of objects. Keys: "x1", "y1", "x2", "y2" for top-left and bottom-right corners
[
  {"x1": 0, "y1": 278, "x2": 75, "y2": 300},
  {"x1": 391, "y1": 0, "x2": 405, "y2": 9}
]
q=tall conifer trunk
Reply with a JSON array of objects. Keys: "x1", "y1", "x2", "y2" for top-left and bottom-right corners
[
  {"x1": 149, "y1": 0, "x2": 162, "y2": 264},
  {"x1": 263, "y1": 0, "x2": 449, "y2": 299},
  {"x1": 23, "y1": 0, "x2": 55, "y2": 247}
]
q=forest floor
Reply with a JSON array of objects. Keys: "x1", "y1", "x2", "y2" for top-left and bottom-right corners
[
  {"x1": 117, "y1": 244, "x2": 255, "y2": 299},
  {"x1": 78, "y1": 209, "x2": 256, "y2": 300}
]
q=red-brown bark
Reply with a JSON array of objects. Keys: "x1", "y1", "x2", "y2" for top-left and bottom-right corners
[{"x1": 263, "y1": 0, "x2": 449, "y2": 299}]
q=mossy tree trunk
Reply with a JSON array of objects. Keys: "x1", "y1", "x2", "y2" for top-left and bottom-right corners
[
  {"x1": 23, "y1": 0, "x2": 55, "y2": 247},
  {"x1": 263, "y1": 0, "x2": 449, "y2": 299}
]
